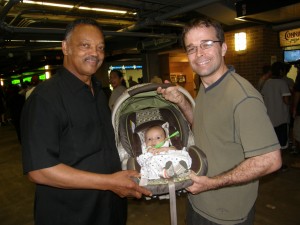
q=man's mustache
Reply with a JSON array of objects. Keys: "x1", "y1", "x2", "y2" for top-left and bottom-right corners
[{"x1": 85, "y1": 56, "x2": 100, "y2": 63}]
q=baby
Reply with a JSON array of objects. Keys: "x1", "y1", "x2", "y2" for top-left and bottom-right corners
[{"x1": 136, "y1": 124, "x2": 192, "y2": 181}]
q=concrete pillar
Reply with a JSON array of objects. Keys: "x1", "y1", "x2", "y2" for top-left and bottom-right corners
[{"x1": 141, "y1": 52, "x2": 160, "y2": 82}]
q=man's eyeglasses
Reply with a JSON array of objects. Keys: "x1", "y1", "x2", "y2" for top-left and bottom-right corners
[{"x1": 185, "y1": 40, "x2": 222, "y2": 55}]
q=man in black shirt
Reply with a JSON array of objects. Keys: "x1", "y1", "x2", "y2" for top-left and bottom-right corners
[{"x1": 21, "y1": 18, "x2": 151, "y2": 225}]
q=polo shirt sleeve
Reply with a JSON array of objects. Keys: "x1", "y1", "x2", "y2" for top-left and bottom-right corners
[
  {"x1": 21, "y1": 93, "x2": 61, "y2": 174},
  {"x1": 234, "y1": 97, "x2": 280, "y2": 158}
]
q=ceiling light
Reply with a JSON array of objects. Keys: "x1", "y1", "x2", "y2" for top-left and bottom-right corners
[
  {"x1": 30, "y1": 40, "x2": 62, "y2": 43},
  {"x1": 23, "y1": 0, "x2": 73, "y2": 9},
  {"x1": 22, "y1": 1, "x2": 128, "y2": 14},
  {"x1": 79, "y1": 6, "x2": 127, "y2": 14}
]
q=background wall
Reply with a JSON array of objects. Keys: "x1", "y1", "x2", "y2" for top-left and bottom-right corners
[{"x1": 225, "y1": 26, "x2": 283, "y2": 85}]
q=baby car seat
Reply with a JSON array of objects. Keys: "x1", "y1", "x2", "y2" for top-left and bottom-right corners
[{"x1": 112, "y1": 83, "x2": 208, "y2": 196}]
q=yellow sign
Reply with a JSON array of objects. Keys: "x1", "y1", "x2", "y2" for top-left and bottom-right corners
[{"x1": 279, "y1": 28, "x2": 300, "y2": 47}]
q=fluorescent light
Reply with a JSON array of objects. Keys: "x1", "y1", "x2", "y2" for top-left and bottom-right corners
[
  {"x1": 22, "y1": 1, "x2": 128, "y2": 14},
  {"x1": 23, "y1": 0, "x2": 73, "y2": 9},
  {"x1": 79, "y1": 6, "x2": 127, "y2": 14},
  {"x1": 30, "y1": 40, "x2": 62, "y2": 43}
]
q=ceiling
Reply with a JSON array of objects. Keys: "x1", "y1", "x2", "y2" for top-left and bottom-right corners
[{"x1": 0, "y1": 0, "x2": 300, "y2": 81}]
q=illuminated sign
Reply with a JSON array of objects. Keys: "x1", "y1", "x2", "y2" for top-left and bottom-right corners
[
  {"x1": 11, "y1": 79, "x2": 20, "y2": 85},
  {"x1": 39, "y1": 74, "x2": 46, "y2": 80},
  {"x1": 23, "y1": 77, "x2": 32, "y2": 83},
  {"x1": 279, "y1": 28, "x2": 300, "y2": 47}
]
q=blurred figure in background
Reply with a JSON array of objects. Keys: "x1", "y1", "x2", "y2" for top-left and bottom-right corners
[
  {"x1": 257, "y1": 65, "x2": 271, "y2": 92},
  {"x1": 292, "y1": 63, "x2": 300, "y2": 155},
  {"x1": 128, "y1": 76, "x2": 137, "y2": 87},
  {"x1": 25, "y1": 75, "x2": 41, "y2": 99},
  {"x1": 282, "y1": 63, "x2": 296, "y2": 152},
  {"x1": 261, "y1": 61, "x2": 291, "y2": 150},
  {"x1": 109, "y1": 70, "x2": 127, "y2": 110},
  {"x1": 0, "y1": 86, "x2": 7, "y2": 126},
  {"x1": 6, "y1": 85, "x2": 25, "y2": 143},
  {"x1": 150, "y1": 75, "x2": 163, "y2": 84}
]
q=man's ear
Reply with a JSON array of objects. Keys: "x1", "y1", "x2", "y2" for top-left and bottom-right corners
[
  {"x1": 62, "y1": 40, "x2": 68, "y2": 55},
  {"x1": 221, "y1": 42, "x2": 227, "y2": 57}
]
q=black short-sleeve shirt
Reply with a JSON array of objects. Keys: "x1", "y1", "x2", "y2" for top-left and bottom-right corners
[{"x1": 21, "y1": 67, "x2": 126, "y2": 225}]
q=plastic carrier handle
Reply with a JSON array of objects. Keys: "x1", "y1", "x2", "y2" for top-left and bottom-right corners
[{"x1": 127, "y1": 83, "x2": 174, "y2": 97}]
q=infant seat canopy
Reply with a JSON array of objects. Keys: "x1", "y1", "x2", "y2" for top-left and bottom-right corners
[{"x1": 112, "y1": 83, "x2": 207, "y2": 196}]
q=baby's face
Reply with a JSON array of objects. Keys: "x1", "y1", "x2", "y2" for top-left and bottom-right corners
[{"x1": 145, "y1": 127, "x2": 166, "y2": 147}]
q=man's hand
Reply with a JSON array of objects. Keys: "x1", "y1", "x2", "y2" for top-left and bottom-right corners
[
  {"x1": 157, "y1": 80, "x2": 185, "y2": 106},
  {"x1": 108, "y1": 170, "x2": 152, "y2": 198},
  {"x1": 186, "y1": 172, "x2": 216, "y2": 194},
  {"x1": 157, "y1": 80, "x2": 193, "y2": 124}
]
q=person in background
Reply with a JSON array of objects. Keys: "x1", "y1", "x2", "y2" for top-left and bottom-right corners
[
  {"x1": 0, "y1": 86, "x2": 6, "y2": 126},
  {"x1": 282, "y1": 63, "x2": 294, "y2": 92},
  {"x1": 150, "y1": 75, "x2": 163, "y2": 84},
  {"x1": 157, "y1": 17, "x2": 282, "y2": 225},
  {"x1": 261, "y1": 61, "x2": 291, "y2": 151},
  {"x1": 6, "y1": 85, "x2": 25, "y2": 143},
  {"x1": 282, "y1": 63, "x2": 296, "y2": 153},
  {"x1": 292, "y1": 63, "x2": 300, "y2": 156},
  {"x1": 25, "y1": 75, "x2": 41, "y2": 99},
  {"x1": 128, "y1": 76, "x2": 138, "y2": 87},
  {"x1": 257, "y1": 64, "x2": 271, "y2": 92},
  {"x1": 109, "y1": 70, "x2": 127, "y2": 110},
  {"x1": 138, "y1": 77, "x2": 143, "y2": 84},
  {"x1": 21, "y1": 18, "x2": 151, "y2": 225}
]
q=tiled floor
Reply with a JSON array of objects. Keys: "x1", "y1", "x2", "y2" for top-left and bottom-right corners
[{"x1": 1, "y1": 124, "x2": 300, "y2": 225}]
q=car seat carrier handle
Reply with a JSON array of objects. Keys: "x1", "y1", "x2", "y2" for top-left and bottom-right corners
[{"x1": 127, "y1": 83, "x2": 174, "y2": 97}]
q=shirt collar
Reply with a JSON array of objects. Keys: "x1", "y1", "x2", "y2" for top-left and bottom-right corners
[
  {"x1": 59, "y1": 67, "x2": 102, "y2": 93},
  {"x1": 204, "y1": 65, "x2": 235, "y2": 92}
]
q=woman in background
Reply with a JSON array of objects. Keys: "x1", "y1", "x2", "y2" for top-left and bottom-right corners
[{"x1": 109, "y1": 70, "x2": 127, "y2": 110}]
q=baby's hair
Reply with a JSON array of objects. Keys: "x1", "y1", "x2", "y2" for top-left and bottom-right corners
[{"x1": 145, "y1": 125, "x2": 166, "y2": 137}]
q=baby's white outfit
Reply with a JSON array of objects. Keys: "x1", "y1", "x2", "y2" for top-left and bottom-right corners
[{"x1": 137, "y1": 141, "x2": 192, "y2": 180}]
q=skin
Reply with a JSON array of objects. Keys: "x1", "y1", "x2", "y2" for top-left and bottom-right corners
[
  {"x1": 145, "y1": 126, "x2": 175, "y2": 154},
  {"x1": 62, "y1": 24, "x2": 104, "y2": 87},
  {"x1": 27, "y1": 23, "x2": 151, "y2": 199},
  {"x1": 158, "y1": 24, "x2": 282, "y2": 195},
  {"x1": 185, "y1": 26, "x2": 228, "y2": 88},
  {"x1": 109, "y1": 70, "x2": 124, "y2": 89}
]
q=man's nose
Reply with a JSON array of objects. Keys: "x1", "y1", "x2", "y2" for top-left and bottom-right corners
[{"x1": 196, "y1": 46, "x2": 204, "y2": 56}]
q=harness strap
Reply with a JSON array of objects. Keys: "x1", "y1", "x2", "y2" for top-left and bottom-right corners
[{"x1": 168, "y1": 180, "x2": 177, "y2": 225}]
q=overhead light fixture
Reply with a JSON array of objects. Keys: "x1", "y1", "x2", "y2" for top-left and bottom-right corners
[
  {"x1": 30, "y1": 40, "x2": 62, "y2": 43},
  {"x1": 235, "y1": 32, "x2": 247, "y2": 51},
  {"x1": 79, "y1": 6, "x2": 127, "y2": 14},
  {"x1": 22, "y1": 1, "x2": 128, "y2": 14},
  {"x1": 23, "y1": 0, "x2": 73, "y2": 8}
]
